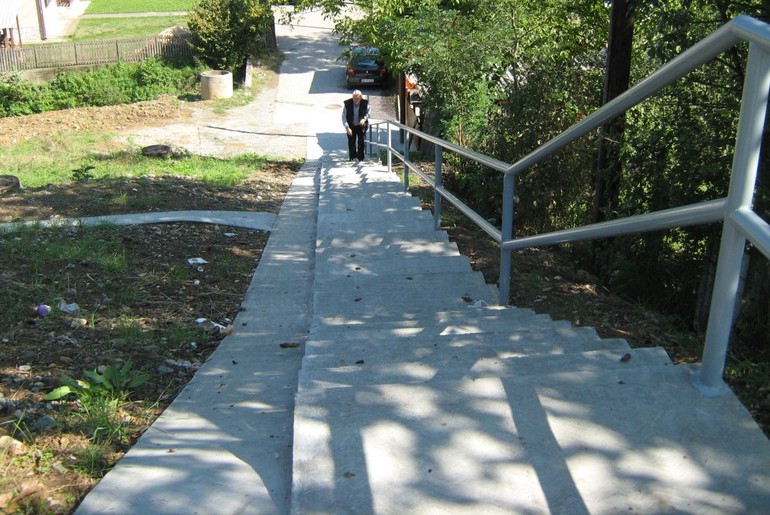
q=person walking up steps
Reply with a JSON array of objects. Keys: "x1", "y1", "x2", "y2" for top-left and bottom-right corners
[{"x1": 342, "y1": 90, "x2": 370, "y2": 161}]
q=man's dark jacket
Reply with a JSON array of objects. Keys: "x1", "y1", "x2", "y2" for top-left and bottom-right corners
[{"x1": 344, "y1": 98, "x2": 369, "y2": 128}]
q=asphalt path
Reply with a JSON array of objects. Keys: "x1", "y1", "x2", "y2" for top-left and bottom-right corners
[{"x1": 116, "y1": 7, "x2": 397, "y2": 161}]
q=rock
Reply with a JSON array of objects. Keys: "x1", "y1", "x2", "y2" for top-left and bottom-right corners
[
  {"x1": 0, "y1": 435, "x2": 28, "y2": 455},
  {"x1": 576, "y1": 269, "x2": 599, "y2": 284},
  {"x1": 142, "y1": 144, "x2": 173, "y2": 158},
  {"x1": 33, "y1": 415, "x2": 57, "y2": 432},
  {"x1": 0, "y1": 174, "x2": 21, "y2": 194},
  {"x1": 20, "y1": 350, "x2": 38, "y2": 362}
]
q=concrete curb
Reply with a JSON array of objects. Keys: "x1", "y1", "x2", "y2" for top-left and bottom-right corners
[{"x1": 0, "y1": 210, "x2": 277, "y2": 232}]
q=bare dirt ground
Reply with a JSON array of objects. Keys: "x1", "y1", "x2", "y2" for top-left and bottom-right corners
[{"x1": 0, "y1": 98, "x2": 300, "y2": 513}]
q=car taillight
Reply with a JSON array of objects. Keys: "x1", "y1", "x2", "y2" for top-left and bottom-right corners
[
  {"x1": 379, "y1": 67, "x2": 387, "y2": 76},
  {"x1": 347, "y1": 67, "x2": 355, "y2": 76}
]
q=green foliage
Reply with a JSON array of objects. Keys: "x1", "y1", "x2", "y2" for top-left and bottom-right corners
[
  {"x1": 317, "y1": 0, "x2": 770, "y2": 334},
  {"x1": 187, "y1": 0, "x2": 274, "y2": 72},
  {"x1": 45, "y1": 361, "x2": 150, "y2": 403},
  {"x1": 0, "y1": 59, "x2": 199, "y2": 117},
  {"x1": 71, "y1": 443, "x2": 112, "y2": 477},
  {"x1": 0, "y1": 412, "x2": 34, "y2": 443}
]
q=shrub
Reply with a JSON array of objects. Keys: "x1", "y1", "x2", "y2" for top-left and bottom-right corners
[
  {"x1": 187, "y1": 0, "x2": 273, "y2": 73},
  {"x1": 0, "y1": 59, "x2": 200, "y2": 118}
]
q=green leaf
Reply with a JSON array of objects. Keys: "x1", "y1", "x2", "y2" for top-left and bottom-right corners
[{"x1": 44, "y1": 385, "x2": 75, "y2": 401}]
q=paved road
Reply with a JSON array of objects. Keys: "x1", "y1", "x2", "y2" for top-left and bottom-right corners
[{"x1": 117, "y1": 8, "x2": 397, "y2": 161}]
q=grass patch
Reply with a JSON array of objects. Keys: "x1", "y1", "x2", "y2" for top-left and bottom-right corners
[
  {"x1": 0, "y1": 132, "x2": 267, "y2": 189},
  {"x1": 72, "y1": 16, "x2": 189, "y2": 41},
  {"x1": 85, "y1": 0, "x2": 197, "y2": 14}
]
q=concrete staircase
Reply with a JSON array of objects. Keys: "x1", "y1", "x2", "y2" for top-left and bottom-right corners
[{"x1": 290, "y1": 160, "x2": 770, "y2": 513}]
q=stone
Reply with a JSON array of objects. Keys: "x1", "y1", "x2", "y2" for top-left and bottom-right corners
[
  {"x1": 0, "y1": 435, "x2": 28, "y2": 455},
  {"x1": 0, "y1": 175, "x2": 21, "y2": 194}
]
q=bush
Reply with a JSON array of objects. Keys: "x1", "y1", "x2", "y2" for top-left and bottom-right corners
[
  {"x1": 187, "y1": 0, "x2": 273, "y2": 73},
  {"x1": 0, "y1": 59, "x2": 201, "y2": 117}
]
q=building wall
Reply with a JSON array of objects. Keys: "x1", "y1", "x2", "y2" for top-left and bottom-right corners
[{"x1": 17, "y1": 0, "x2": 87, "y2": 43}]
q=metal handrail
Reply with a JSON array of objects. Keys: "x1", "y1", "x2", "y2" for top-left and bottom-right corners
[{"x1": 367, "y1": 14, "x2": 770, "y2": 396}]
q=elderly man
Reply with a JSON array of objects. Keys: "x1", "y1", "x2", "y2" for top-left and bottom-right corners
[{"x1": 341, "y1": 89, "x2": 370, "y2": 162}]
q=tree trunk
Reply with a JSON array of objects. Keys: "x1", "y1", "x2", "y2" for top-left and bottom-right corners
[{"x1": 591, "y1": 0, "x2": 634, "y2": 277}]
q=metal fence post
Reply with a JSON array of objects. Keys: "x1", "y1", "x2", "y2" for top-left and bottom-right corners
[
  {"x1": 403, "y1": 130, "x2": 410, "y2": 192},
  {"x1": 433, "y1": 145, "x2": 443, "y2": 231},
  {"x1": 387, "y1": 123, "x2": 393, "y2": 173},
  {"x1": 697, "y1": 42, "x2": 770, "y2": 394},
  {"x1": 498, "y1": 172, "x2": 515, "y2": 305}
]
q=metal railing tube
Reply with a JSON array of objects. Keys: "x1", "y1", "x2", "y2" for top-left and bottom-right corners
[
  {"x1": 499, "y1": 173, "x2": 516, "y2": 305},
  {"x1": 435, "y1": 187, "x2": 501, "y2": 242},
  {"x1": 387, "y1": 125, "x2": 393, "y2": 173},
  {"x1": 361, "y1": 17, "x2": 770, "y2": 398},
  {"x1": 731, "y1": 14, "x2": 770, "y2": 52},
  {"x1": 380, "y1": 120, "x2": 510, "y2": 173},
  {"x1": 403, "y1": 132, "x2": 410, "y2": 191},
  {"x1": 730, "y1": 208, "x2": 770, "y2": 258},
  {"x1": 504, "y1": 20, "x2": 742, "y2": 178},
  {"x1": 434, "y1": 146, "x2": 443, "y2": 231},
  {"x1": 501, "y1": 199, "x2": 727, "y2": 252},
  {"x1": 698, "y1": 41, "x2": 770, "y2": 394}
]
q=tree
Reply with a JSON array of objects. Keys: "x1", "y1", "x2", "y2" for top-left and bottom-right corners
[
  {"x1": 590, "y1": 0, "x2": 635, "y2": 280},
  {"x1": 188, "y1": 0, "x2": 273, "y2": 73}
]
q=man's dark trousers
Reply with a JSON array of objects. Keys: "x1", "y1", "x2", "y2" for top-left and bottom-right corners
[{"x1": 347, "y1": 124, "x2": 366, "y2": 161}]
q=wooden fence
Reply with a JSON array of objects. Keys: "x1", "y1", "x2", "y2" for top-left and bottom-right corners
[
  {"x1": 0, "y1": 37, "x2": 195, "y2": 72},
  {"x1": 0, "y1": 20, "x2": 277, "y2": 73}
]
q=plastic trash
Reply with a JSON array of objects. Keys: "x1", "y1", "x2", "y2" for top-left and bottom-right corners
[
  {"x1": 195, "y1": 317, "x2": 232, "y2": 335},
  {"x1": 35, "y1": 304, "x2": 51, "y2": 317},
  {"x1": 57, "y1": 299, "x2": 80, "y2": 314},
  {"x1": 187, "y1": 258, "x2": 208, "y2": 265},
  {"x1": 469, "y1": 300, "x2": 488, "y2": 308}
]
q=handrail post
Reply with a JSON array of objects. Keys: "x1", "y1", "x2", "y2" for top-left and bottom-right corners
[
  {"x1": 366, "y1": 124, "x2": 371, "y2": 157},
  {"x1": 387, "y1": 122, "x2": 393, "y2": 173},
  {"x1": 697, "y1": 41, "x2": 770, "y2": 395},
  {"x1": 433, "y1": 145, "x2": 443, "y2": 231},
  {"x1": 499, "y1": 172, "x2": 515, "y2": 305},
  {"x1": 403, "y1": 130, "x2": 410, "y2": 192}
]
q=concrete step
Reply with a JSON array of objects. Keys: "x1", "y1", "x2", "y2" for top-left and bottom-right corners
[
  {"x1": 299, "y1": 346, "x2": 661, "y2": 387},
  {"x1": 318, "y1": 197, "x2": 424, "y2": 216},
  {"x1": 309, "y1": 314, "x2": 581, "y2": 341},
  {"x1": 317, "y1": 240, "x2": 461, "y2": 259},
  {"x1": 317, "y1": 232, "x2": 452, "y2": 250},
  {"x1": 316, "y1": 219, "x2": 440, "y2": 236},
  {"x1": 315, "y1": 254, "x2": 475, "y2": 280},
  {"x1": 309, "y1": 305, "x2": 549, "y2": 335},
  {"x1": 291, "y1": 362, "x2": 770, "y2": 514},
  {"x1": 303, "y1": 330, "x2": 630, "y2": 363},
  {"x1": 312, "y1": 272, "x2": 495, "y2": 313},
  {"x1": 319, "y1": 192, "x2": 423, "y2": 211},
  {"x1": 318, "y1": 210, "x2": 434, "y2": 225}
]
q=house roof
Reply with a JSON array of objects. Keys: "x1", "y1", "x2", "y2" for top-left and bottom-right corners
[{"x1": 0, "y1": 0, "x2": 22, "y2": 29}]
